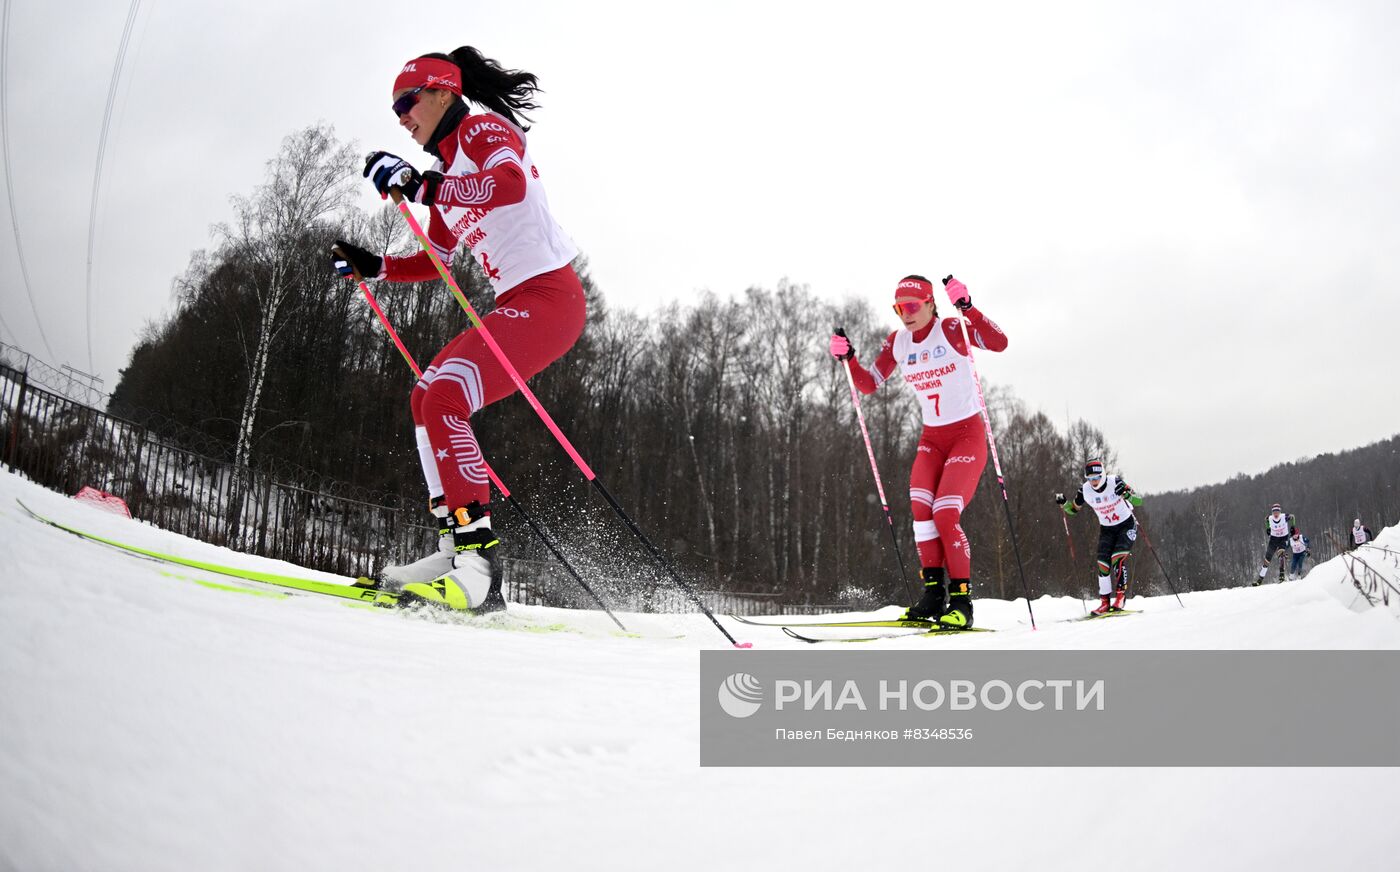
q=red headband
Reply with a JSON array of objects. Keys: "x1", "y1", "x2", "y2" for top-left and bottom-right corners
[
  {"x1": 393, "y1": 58, "x2": 463, "y2": 95},
  {"x1": 894, "y1": 278, "x2": 934, "y2": 301}
]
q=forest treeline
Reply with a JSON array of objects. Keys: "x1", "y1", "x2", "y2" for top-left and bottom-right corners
[{"x1": 109, "y1": 125, "x2": 1398, "y2": 604}]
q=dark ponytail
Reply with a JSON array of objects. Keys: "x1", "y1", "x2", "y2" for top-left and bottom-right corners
[{"x1": 420, "y1": 46, "x2": 541, "y2": 130}]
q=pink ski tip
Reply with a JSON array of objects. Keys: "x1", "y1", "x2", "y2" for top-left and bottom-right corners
[{"x1": 734, "y1": 641, "x2": 754, "y2": 649}]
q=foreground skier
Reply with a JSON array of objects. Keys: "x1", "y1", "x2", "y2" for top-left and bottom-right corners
[
  {"x1": 828, "y1": 276, "x2": 1008, "y2": 628},
  {"x1": 1056, "y1": 460, "x2": 1143, "y2": 614},
  {"x1": 332, "y1": 46, "x2": 583, "y2": 611}
]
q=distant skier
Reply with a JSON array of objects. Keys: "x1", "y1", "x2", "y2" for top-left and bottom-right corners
[
  {"x1": 1348, "y1": 518, "x2": 1374, "y2": 550},
  {"x1": 828, "y1": 275, "x2": 1007, "y2": 628},
  {"x1": 1253, "y1": 504, "x2": 1296, "y2": 585},
  {"x1": 331, "y1": 46, "x2": 584, "y2": 611},
  {"x1": 1287, "y1": 530, "x2": 1310, "y2": 580},
  {"x1": 1056, "y1": 460, "x2": 1143, "y2": 615}
]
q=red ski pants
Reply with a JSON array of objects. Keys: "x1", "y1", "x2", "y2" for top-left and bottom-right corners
[
  {"x1": 410, "y1": 264, "x2": 586, "y2": 511},
  {"x1": 908, "y1": 414, "x2": 988, "y2": 579}
]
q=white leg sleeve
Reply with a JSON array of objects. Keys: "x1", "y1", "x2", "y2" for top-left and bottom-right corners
[
  {"x1": 913, "y1": 519, "x2": 940, "y2": 542},
  {"x1": 1098, "y1": 574, "x2": 1113, "y2": 596},
  {"x1": 415, "y1": 426, "x2": 444, "y2": 500}
]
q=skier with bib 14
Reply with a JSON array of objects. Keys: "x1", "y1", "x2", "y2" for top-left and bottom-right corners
[{"x1": 1056, "y1": 460, "x2": 1143, "y2": 615}]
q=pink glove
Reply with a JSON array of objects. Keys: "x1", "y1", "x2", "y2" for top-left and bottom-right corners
[
  {"x1": 943, "y1": 276, "x2": 971, "y2": 310},
  {"x1": 829, "y1": 333, "x2": 853, "y2": 360}
]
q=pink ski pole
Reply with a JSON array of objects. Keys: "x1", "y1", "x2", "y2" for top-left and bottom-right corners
[
  {"x1": 833, "y1": 328, "x2": 914, "y2": 602},
  {"x1": 386, "y1": 191, "x2": 748, "y2": 647}
]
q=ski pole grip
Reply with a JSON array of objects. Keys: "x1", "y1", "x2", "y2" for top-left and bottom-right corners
[
  {"x1": 332, "y1": 245, "x2": 365, "y2": 282},
  {"x1": 834, "y1": 326, "x2": 847, "y2": 338},
  {"x1": 942, "y1": 275, "x2": 953, "y2": 286}
]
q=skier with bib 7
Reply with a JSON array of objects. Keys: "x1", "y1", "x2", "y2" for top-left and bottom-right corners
[{"x1": 828, "y1": 276, "x2": 1007, "y2": 629}]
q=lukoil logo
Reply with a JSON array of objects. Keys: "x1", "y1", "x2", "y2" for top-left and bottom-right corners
[{"x1": 718, "y1": 672, "x2": 763, "y2": 718}]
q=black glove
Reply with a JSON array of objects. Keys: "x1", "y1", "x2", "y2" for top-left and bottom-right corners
[
  {"x1": 364, "y1": 151, "x2": 413, "y2": 197},
  {"x1": 1113, "y1": 480, "x2": 1130, "y2": 496},
  {"x1": 363, "y1": 152, "x2": 441, "y2": 205},
  {"x1": 1054, "y1": 493, "x2": 1067, "y2": 506},
  {"x1": 331, "y1": 240, "x2": 383, "y2": 280}
]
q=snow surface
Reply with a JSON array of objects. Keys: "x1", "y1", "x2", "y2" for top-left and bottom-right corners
[{"x1": 3, "y1": 467, "x2": 1399, "y2": 872}]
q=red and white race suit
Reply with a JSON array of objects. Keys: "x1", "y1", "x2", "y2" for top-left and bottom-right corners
[
  {"x1": 382, "y1": 111, "x2": 584, "y2": 513},
  {"x1": 848, "y1": 308, "x2": 1007, "y2": 578}
]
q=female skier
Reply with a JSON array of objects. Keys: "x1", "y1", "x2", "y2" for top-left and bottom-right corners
[
  {"x1": 828, "y1": 276, "x2": 1008, "y2": 628},
  {"x1": 331, "y1": 46, "x2": 583, "y2": 611},
  {"x1": 1056, "y1": 460, "x2": 1144, "y2": 614}
]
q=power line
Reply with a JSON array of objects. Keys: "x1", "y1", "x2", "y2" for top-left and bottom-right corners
[
  {"x1": 84, "y1": 0, "x2": 145, "y2": 372},
  {"x1": 0, "y1": 305, "x2": 17, "y2": 344},
  {"x1": 0, "y1": 0, "x2": 57, "y2": 361}
]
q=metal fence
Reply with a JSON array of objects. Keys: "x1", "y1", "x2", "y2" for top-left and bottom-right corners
[{"x1": 1, "y1": 358, "x2": 843, "y2": 617}]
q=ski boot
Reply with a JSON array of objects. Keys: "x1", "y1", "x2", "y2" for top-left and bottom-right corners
[
  {"x1": 1111, "y1": 558, "x2": 1130, "y2": 610},
  {"x1": 400, "y1": 502, "x2": 504, "y2": 612},
  {"x1": 938, "y1": 580, "x2": 973, "y2": 629},
  {"x1": 1090, "y1": 594, "x2": 1114, "y2": 616},
  {"x1": 902, "y1": 567, "x2": 947, "y2": 622},
  {"x1": 372, "y1": 497, "x2": 456, "y2": 591}
]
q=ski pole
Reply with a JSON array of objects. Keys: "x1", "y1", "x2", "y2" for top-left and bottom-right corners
[
  {"x1": 386, "y1": 190, "x2": 749, "y2": 647},
  {"x1": 833, "y1": 327, "x2": 915, "y2": 603},
  {"x1": 1059, "y1": 509, "x2": 1087, "y2": 615},
  {"x1": 1061, "y1": 513, "x2": 1077, "y2": 561},
  {"x1": 334, "y1": 247, "x2": 627, "y2": 631},
  {"x1": 1135, "y1": 519, "x2": 1185, "y2": 607},
  {"x1": 943, "y1": 276, "x2": 1037, "y2": 630}
]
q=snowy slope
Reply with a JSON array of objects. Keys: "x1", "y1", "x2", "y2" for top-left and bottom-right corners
[{"x1": 3, "y1": 468, "x2": 1399, "y2": 872}]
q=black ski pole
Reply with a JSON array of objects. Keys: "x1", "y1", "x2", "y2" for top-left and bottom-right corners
[
  {"x1": 944, "y1": 277, "x2": 1037, "y2": 629},
  {"x1": 1136, "y1": 520, "x2": 1185, "y2": 608},
  {"x1": 389, "y1": 195, "x2": 750, "y2": 647},
  {"x1": 1060, "y1": 505, "x2": 1088, "y2": 615}
]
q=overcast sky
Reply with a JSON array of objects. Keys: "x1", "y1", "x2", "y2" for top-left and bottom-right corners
[{"x1": 1, "y1": 0, "x2": 1396, "y2": 493}]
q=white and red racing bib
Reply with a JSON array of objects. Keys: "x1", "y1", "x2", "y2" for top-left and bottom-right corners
[
  {"x1": 891, "y1": 320, "x2": 980, "y2": 426},
  {"x1": 1081, "y1": 476, "x2": 1134, "y2": 527}
]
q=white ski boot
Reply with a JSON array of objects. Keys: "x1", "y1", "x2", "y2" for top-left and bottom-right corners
[
  {"x1": 376, "y1": 498, "x2": 455, "y2": 591},
  {"x1": 401, "y1": 502, "x2": 506, "y2": 613}
]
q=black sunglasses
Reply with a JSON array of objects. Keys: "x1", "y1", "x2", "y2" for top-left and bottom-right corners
[{"x1": 392, "y1": 85, "x2": 428, "y2": 118}]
